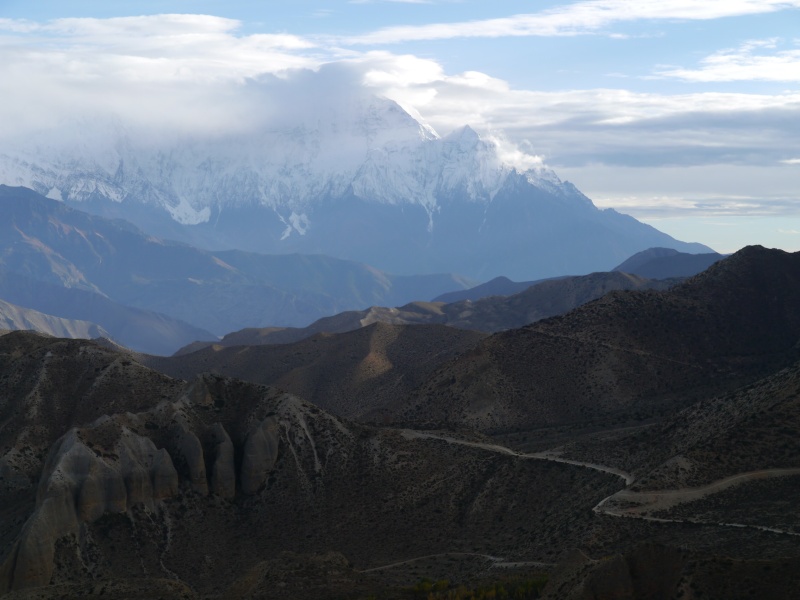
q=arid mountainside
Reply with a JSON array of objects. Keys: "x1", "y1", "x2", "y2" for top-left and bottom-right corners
[
  {"x1": 542, "y1": 545, "x2": 800, "y2": 600},
  {"x1": 1, "y1": 328, "x2": 799, "y2": 599},
  {"x1": 2, "y1": 248, "x2": 800, "y2": 599},
  {"x1": 147, "y1": 322, "x2": 488, "y2": 420},
  {"x1": 0, "y1": 332, "x2": 618, "y2": 598},
  {"x1": 395, "y1": 246, "x2": 800, "y2": 432},
  {"x1": 0, "y1": 269, "x2": 215, "y2": 356},
  {"x1": 0, "y1": 300, "x2": 109, "y2": 341},
  {"x1": 562, "y1": 358, "x2": 800, "y2": 489},
  {"x1": 176, "y1": 271, "x2": 673, "y2": 354},
  {"x1": 0, "y1": 186, "x2": 471, "y2": 346}
]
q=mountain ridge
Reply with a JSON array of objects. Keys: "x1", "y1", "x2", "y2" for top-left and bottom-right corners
[
  {"x1": 393, "y1": 246, "x2": 800, "y2": 432},
  {"x1": 173, "y1": 270, "x2": 676, "y2": 355},
  {"x1": 0, "y1": 185, "x2": 473, "y2": 350},
  {"x1": 0, "y1": 96, "x2": 710, "y2": 279}
]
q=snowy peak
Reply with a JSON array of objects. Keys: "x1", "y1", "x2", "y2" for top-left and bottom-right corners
[
  {"x1": 445, "y1": 124, "x2": 480, "y2": 144},
  {"x1": 0, "y1": 92, "x2": 581, "y2": 237}
]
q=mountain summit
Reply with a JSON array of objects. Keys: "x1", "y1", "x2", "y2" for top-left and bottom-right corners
[{"x1": 0, "y1": 94, "x2": 708, "y2": 279}]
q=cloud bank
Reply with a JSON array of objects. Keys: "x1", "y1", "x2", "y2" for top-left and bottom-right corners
[
  {"x1": 0, "y1": 11, "x2": 798, "y2": 222},
  {"x1": 338, "y1": 0, "x2": 800, "y2": 44}
]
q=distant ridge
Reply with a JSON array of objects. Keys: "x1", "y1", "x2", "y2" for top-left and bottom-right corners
[
  {"x1": 174, "y1": 271, "x2": 675, "y2": 355},
  {"x1": 0, "y1": 269, "x2": 215, "y2": 356},
  {"x1": 614, "y1": 247, "x2": 724, "y2": 279},
  {"x1": 0, "y1": 185, "x2": 473, "y2": 352},
  {"x1": 432, "y1": 275, "x2": 566, "y2": 303},
  {"x1": 0, "y1": 297, "x2": 110, "y2": 341}
]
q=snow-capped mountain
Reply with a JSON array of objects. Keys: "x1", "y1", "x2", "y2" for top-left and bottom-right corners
[{"x1": 0, "y1": 95, "x2": 709, "y2": 280}]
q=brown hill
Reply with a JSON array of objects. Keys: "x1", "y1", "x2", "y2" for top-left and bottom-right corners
[
  {"x1": 146, "y1": 322, "x2": 488, "y2": 420},
  {"x1": 395, "y1": 246, "x2": 800, "y2": 433}
]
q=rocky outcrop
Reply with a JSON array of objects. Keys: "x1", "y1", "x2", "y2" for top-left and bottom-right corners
[
  {"x1": 240, "y1": 417, "x2": 280, "y2": 495},
  {"x1": 172, "y1": 424, "x2": 208, "y2": 495},
  {"x1": 151, "y1": 448, "x2": 180, "y2": 500},
  {"x1": 206, "y1": 423, "x2": 236, "y2": 499},
  {"x1": 0, "y1": 427, "x2": 181, "y2": 592}
]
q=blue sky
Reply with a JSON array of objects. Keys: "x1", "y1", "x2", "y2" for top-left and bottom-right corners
[{"x1": 1, "y1": 0, "x2": 799, "y2": 252}]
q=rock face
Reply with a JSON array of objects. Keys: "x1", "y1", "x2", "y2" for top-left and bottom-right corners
[
  {"x1": 3, "y1": 427, "x2": 180, "y2": 591},
  {"x1": 0, "y1": 336, "x2": 297, "y2": 594},
  {"x1": 241, "y1": 417, "x2": 280, "y2": 495},
  {"x1": 172, "y1": 425, "x2": 209, "y2": 495},
  {"x1": 0, "y1": 401, "x2": 285, "y2": 592},
  {"x1": 206, "y1": 423, "x2": 236, "y2": 499},
  {"x1": 151, "y1": 448, "x2": 180, "y2": 500}
]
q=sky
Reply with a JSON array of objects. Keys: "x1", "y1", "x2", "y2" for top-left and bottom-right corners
[{"x1": 0, "y1": 1, "x2": 799, "y2": 252}]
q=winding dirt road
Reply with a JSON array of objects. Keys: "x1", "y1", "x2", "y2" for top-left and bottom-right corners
[
  {"x1": 401, "y1": 429, "x2": 634, "y2": 484},
  {"x1": 401, "y1": 429, "x2": 800, "y2": 536}
]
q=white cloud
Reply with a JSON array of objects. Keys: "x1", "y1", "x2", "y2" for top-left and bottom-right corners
[
  {"x1": 558, "y1": 162, "x2": 800, "y2": 220},
  {"x1": 339, "y1": 0, "x2": 800, "y2": 44},
  {"x1": 657, "y1": 38, "x2": 800, "y2": 82},
  {"x1": 0, "y1": 14, "x2": 327, "y2": 139},
  {"x1": 1, "y1": 12, "x2": 799, "y2": 222}
]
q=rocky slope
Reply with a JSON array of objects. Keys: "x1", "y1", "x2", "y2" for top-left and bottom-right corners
[
  {"x1": 395, "y1": 246, "x2": 800, "y2": 432},
  {"x1": 0, "y1": 299, "x2": 109, "y2": 341},
  {"x1": 0, "y1": 332, "x2": 614, "y2": 597}
]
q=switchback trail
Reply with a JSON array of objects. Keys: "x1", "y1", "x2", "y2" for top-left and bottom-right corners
[
  {"x1": 357, "y1": 553, "x2": 553, "y2": 574},
  {"x1": 401, "y1": 429, "x2": 800, "y2": 537},
  {"x1": 594, "y1": 468, "x2": 800, "y2": 536},
  {"x1": 400, "y1": 429, "x2": 634, "y2": 484}
]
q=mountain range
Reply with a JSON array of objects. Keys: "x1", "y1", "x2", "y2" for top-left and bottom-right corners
[
  {"x1": 174, "y1": 270, "x2": 676, "y2": 355},
  {"x1": 4, "y1": 88, "x2": 798, "y2": 599},
  {"x1": 1, "y1": 247, "x2": 799, "y2": 598},
  {"x1": 0, "y1": 96, "x2": 710, "y2": 280},
  {"x1": 0, "y1": 185, "x2": 472, "y2": 353}
]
